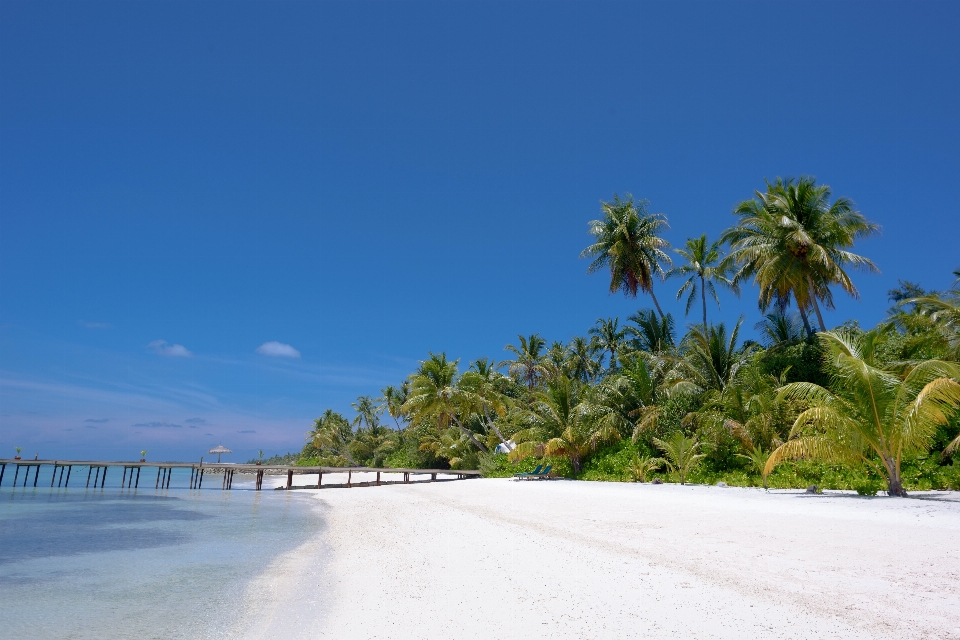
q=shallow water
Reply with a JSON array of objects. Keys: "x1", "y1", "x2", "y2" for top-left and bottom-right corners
[{"x1": 0, "y1": 467, "x2": 324, "y2": 640}]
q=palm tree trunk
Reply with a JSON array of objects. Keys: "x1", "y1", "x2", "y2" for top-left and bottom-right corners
[
  {"x1": 700, "y1": 275, "x2": 708, "y2": 327},
  {"x1": 806, "y1": 274, "x2": 827, "y2": 332},
  {"x1": 884, "y1": 456, "x2": 907, "y2": 497},
  {"x1": 798, "y1": 305, "x2": 814, "y2": 338},
  {"x1": 648, "y1": 286, "x2": 666, "y2": 320},
  {"x1": 451, "y1": 415, "x2": 489, "y2": 453},
  {"x1": 482, "y1": 407, "x2": 509, "y2": 446}
]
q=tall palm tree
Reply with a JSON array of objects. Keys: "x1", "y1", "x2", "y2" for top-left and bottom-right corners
[
  {"x1": 754, "y1": 311, "x2": 805, "y2": 350},
  {"x1": 403, "y1": 353, "x2": 488, "y2": 453},
  {"x1": 581, "y1": 194, "x2": 672, "y2": 319},
  {"x1": 504, "y1": 334, "x2": 548, "y2": 389},
  {"x1": 458, "y1": 359, "x2": 513, "y2": 446},
  {"x1": 669, "y1": 234, "x2": 737, "y2": 327},
  {"x1": 589, "y1": 317, "x2": 627, "y2": 371},
  {"x1": 723, "y1": 177, "x2": 879, "y2": 332},
  {"x1": 765, "y1": 330, "x2": 960, "y2": 496}
]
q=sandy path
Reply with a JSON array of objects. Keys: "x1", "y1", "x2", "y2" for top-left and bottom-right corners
[{"x1": 238, "y1": 477, "x2": 960, "y2": 640}]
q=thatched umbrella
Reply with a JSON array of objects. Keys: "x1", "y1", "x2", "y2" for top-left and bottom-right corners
[{"x1": 208, "y1": 444, "x2": 232, "y2": 463}]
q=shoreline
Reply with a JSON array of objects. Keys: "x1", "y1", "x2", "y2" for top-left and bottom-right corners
[{"x1": 236, "y1": 478, "x2": 960, "y2": 639}]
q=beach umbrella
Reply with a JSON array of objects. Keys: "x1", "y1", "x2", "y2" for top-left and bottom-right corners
[{"x1": 207, "y1": 444, "x2": 232, "y2": 463}]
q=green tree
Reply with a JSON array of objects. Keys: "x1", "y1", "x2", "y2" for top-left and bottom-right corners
[
  {"x1": 379, "y1": 383, "x2": 410, "y2": 430},
  {"x1": 308, "y1": 409, "x2": 356, "y2": 465},
  {"x1": 724, "y1": 177, "x2": 880, "y2": 332},
  {"x1": 581, "y1": 194, "x2": 672, "y2": 319},
  {"x1": 566, "y1": 336, "x2": 603, "y2": 382},
  {"x1": 669, "y1": 234, "x2": 737, "y2": 327},
  {"x1": 653, "y1": 433, "x2": 705, "y2": 484},
  {"x1": 765, "y1": 330, "x2": 960, "y2": 496},
  {"x1": 505, "y1": 334, "x2": 548, "y2": 390},
  {"x1": 403, "y1": 353, "x2": 489, "y2": 453},
  {"x1": 627, "y1": 309, "x2": 676, "y2": 354},
  {"x1": 510, "y1": 377, "x2": 619, "y2": 473},
  {"x1": 589, "y1": 317, "x2": 627, "y2": 372}
]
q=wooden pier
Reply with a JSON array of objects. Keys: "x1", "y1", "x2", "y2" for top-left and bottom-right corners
[{"x1": 0, "y1": 459, "x2": 480, "y2": 491}]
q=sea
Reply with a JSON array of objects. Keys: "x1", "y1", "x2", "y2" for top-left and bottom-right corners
[{"x1": 0, "y1": 466, "x2": 325, "y2": 640}]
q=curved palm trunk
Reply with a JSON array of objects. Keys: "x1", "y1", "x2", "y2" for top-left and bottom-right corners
[
  {"x1": 700, "y1": 275, "x2": 708, "y2": 327},
  {"x1": 482, "y1": 407, "x2": 509, "y2": 446},
  {"x1": 806, "y1": 274, "x2": 827, "y2": 332},
  {"x1": 648, "y1": 286, "x2": 666, "y2": 321},
  {"x1": 451, "y1": 415, "x2": 489, "y2": 453}
]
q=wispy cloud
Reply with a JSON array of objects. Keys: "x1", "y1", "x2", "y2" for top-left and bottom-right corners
[
  {"x1": 184, "y1": 417, "x2": 208, "y2": 425},
  {"x1": 237, "y1": 429, "x2": 256, "y2": 433},
  {"x1": 85, "y1": 418, "x2": 109, "y2": 423},
  {"x1": 147, "y1": 340, "x2": 193, "y2": 357},
  {"x1": 132, "y1": 421, "x2": 183, "y2": 428},
  {"x1": 255, "y1": 341, "x2": 301, "y2": 358},
  {"x1": 79, "y1": 320, "x2": 112, "y2": 329}
]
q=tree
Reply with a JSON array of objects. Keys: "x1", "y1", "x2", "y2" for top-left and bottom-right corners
[
  {"x1": 379, "y1": 382, "x2": 410, "y2": 430},
  {"x1": 403, "y1": 353, "x2": 489, "y2": 453},
  {"x1": 351, "y1": 395, "x2": 381, "y2": 430},
  {"x1": 676, "y1": 320, "x2": 755, "y2": 394},
  {"x1": 589, "y1": 317, "x2": 627, "y2": 372},
  {"x1": 626, "y1": 309, "x2": 676, "y2": 354},
  {"x1": 755, "y1": 311, "x2": 805, "y2": 350},
  {"x1": 510, "y1": 377, "x2": 619, "y2": 473},
  {"x1": 653, "y1": 433, "x2": 705, "y2": 484},
  {"x1": 581, "y1": 194, "x2": 672, "y2": 319},
  {"x1": 505, "y1": 334, "x2": 549, "y2": 389},
  {"x1": 308, "y1": 409, "x2": 356, "y2": 465},
  {"x1": 765, "y1": 330, "x2": 960, "y2": 496},
  {"x1": 565, "y1": 336, "x2": 603, "y2": 382},
  {"x1": 669, "y1": 234, "x2": 737, "y2": 327},
  {"x1": 724, "y1": 177, "x2": 879, "y2": 332}
]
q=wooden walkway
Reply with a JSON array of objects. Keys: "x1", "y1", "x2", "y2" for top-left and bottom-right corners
[{"x1": 0, "y1": 459, "x2": 480, "y2": 491}]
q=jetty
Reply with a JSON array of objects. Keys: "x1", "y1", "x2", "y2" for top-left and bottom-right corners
[{"x1": 0, "y1": 459, "x2": 480, "y2": 491}]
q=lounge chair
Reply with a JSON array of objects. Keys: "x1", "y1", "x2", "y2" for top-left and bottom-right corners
[
  {"x1": 514, "y1": 464, "x2": 543, "y2": 479},
  {"x1": 519, "y1": 464, "x2": 552, "y2": 480}
]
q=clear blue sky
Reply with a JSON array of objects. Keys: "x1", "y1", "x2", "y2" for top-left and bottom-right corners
[{"x1": 1, "y1": 1, "x2": 958, "y2": 462}]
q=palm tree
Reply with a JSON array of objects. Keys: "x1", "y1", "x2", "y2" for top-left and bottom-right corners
[
  {"x1": 765, "y1": 330, "x2": 960, "y2": 496},
  {"x1": 754, "y1": 311, "x2": 805, "y2": 349},
  {"x1": 510, "y1": 377, "x2": 619, "y2": 473},
  {"x1": 653, "y1": 433, "x2": 705, "y2": 485},
  {"x1": 581, "y1": 194, "x2": 672, "y2": 319},
  {"x1": 309, "y1": 409, "x2": 356, "y2": 465},
  {"x1": 458, "y1": 359, "x2": 513, "y2": 447},
  {"x1": 565, "y1": 336, "x2": 603, "y2": 382},
  {"x1": 351, "y1": 395, "x2": 381, "y2": 430},
  {"x1": 626, "y1": 309, "x2": 676, "y2": 354},
  {"x1": 403, "y1": 353, "x2": 489, "y2": 453},
  {"x1": 676, "y1": 320, "x2": 755, "y2": 394},
  {"x1": 669, "y1": 234, "x2": 737, "y2": 327},
  {"x1": 504, "y1": 334, "x2": 548, "y2": 389},
  {"x1": 379, "y1": 382, "x2": 410, "y2": 430},
  {"x1": 723, "y1": 177, "x2": 880, "y2": 332},
  {"x1": 589, "y1": 317, "x2": 627, "y2": 371}
]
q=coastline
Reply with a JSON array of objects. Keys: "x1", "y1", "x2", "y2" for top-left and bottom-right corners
[{"x1": 236, "y1": 478, "x2": 960, "y2": 639}]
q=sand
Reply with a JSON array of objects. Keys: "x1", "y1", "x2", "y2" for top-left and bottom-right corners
[{"x1": 235, "y1": 474, "x2": 960, "y2": 640}]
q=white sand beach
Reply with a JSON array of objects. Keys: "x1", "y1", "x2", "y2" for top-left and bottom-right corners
[{"x1": 235, "y1": 476, "x2": 960, "y2": 640}]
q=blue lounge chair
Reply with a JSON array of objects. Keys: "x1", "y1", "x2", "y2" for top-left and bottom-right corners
[
  {"x1": 514, "y1": 464, "x2": 543, "y2": 479},
  {"x1": 519, "y1": 464, "x2": 552, "y2": 480}
]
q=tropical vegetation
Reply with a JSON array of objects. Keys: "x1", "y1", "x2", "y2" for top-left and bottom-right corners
[{"x1": 287, "y1": 177, "x2": 960, "y2": 496}]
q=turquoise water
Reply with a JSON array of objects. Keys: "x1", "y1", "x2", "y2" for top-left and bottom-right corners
[{"x1": 0, "y1": 467, "x2": 325, "y2": 639}]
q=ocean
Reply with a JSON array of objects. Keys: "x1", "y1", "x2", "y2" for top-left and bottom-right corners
[{"x1": 0, "y1": 467, "x2": 325, "y2": 640}]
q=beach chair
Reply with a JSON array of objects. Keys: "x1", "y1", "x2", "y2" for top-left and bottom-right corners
[
  {"x1": 514, "y1": 464, "x2": 543, "y2": 479},
  {"x1": 531, "y1": 464, "x2": 552, "y2": 480}
]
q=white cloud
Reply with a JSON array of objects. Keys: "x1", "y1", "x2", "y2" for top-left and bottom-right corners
[
  {"x1": 79, "y1": 321, "x2": 112, "y2": 329},
  {"x1": 255, "y1": 341, "x2": 301, "y2": 358},
  {"x1": 147, "y1": 340, "x2": 193, "y2": 357}
]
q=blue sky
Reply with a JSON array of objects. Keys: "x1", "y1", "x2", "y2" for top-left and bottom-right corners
[{"x1": 1, "y1": 0, "x2": 958, "y2": 462}]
